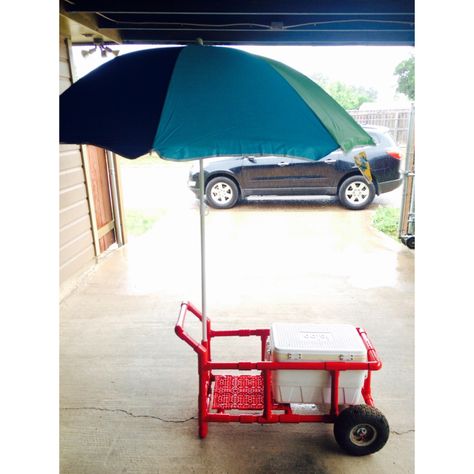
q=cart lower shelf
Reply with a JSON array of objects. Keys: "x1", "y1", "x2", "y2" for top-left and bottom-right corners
[{"x1": 212, "y1": 375, "x2": 264, "y2": 411}]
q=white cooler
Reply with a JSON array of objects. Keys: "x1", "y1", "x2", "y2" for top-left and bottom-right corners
[{"x1": 268, "y1": 323, "x2": 367, "y2": 405}]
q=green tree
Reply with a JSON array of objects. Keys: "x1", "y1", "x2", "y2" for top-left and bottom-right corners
[
  {"x1": 394, "y1": 55, "x2": 415, "y2": 101},
  {"x1": 326, "y1": 81, "x2": 377, "y2": 110},
  {"x1": 312, "y1": 74, "x2": 377, "y2": 110}
]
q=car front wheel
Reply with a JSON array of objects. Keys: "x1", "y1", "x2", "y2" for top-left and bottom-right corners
[
  {"x1": 205, "y1": 176, "x2": 240, "y2": 209},
  {"x1": 338, "y1": 175, "x2": 375, "y2": 210}
]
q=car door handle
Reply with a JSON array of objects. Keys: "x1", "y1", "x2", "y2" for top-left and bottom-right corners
[
  {"x1": 278, "y1": 161, "x2": 290, "y2": 167},
  {"x1": 323, "y1": 158, "x2": 337, "y2": 163}
]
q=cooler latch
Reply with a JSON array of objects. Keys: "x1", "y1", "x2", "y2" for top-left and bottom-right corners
[
  {"x1": 288, "y1": 353, "x2": 303, "y2": 360},
  {"x1": 339, "y1": 354, "x2": 354, "y2": 361}
]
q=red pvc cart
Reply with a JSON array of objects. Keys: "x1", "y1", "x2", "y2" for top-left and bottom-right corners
[{"x1": 176, "y1": 301, "x2": 390, "y2": 456}]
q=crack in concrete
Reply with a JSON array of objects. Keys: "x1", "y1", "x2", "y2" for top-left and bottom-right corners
[
  {"x1": 62, "y1": 407, "x2": 196, "y2": 423},
  {"x1": 391, "y1": 429, "x2": 415, "y2": 435},
  {"x1": 63, "y1": 408, "x2": 415, "y2": 435}
]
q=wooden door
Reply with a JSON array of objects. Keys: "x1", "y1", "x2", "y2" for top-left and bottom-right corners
[{"x1": 87, "y1": 145, "x2": 116, "y2": 252}]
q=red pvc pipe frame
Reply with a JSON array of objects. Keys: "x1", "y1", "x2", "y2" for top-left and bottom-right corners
[{"x1": 175, "y1": 301, "x2": 382, "y2": 438}]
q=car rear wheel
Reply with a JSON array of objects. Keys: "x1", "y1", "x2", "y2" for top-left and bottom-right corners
[
  {"x1": 205, "y1": 176, "x2": 240, "y2": 209},
  {"x1": 338, "y1": 175, "x2": 375, "y2": 210}
]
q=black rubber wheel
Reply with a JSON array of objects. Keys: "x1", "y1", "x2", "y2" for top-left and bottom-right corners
[
  {"x1": 205, "y1": 176, "x2": 240, "y2": 209},
  {"x1": 333, "y1": 405, "x2": 390, "y2": 456},
  {"x1": 338, "y1": 175, "x2": 375, "y2": 210},
  {"x1": 406, "y1": 236, "x2": 415, "y2": 249}
]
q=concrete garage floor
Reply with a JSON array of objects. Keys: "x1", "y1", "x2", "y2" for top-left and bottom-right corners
[{"x1": 60, "y1": 162, "x2": 414, "y2": 474}]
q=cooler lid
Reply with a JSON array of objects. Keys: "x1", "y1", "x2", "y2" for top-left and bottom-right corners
[{"x1": 270, "y1": 323, "x2": 366, "y2": 357}]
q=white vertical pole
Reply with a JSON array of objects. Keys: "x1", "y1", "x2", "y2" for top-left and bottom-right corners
[
  {"x1": 398, "y1": 103, "x2": 415, "y2": 238},
  {"x1": 195, "y1": 37, "x2": 207, "y2": 341},
  {"x1": 199, "y1": 158, "x2": 207, "y2": 341}
]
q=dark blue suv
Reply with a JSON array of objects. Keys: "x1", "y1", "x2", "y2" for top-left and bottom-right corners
[{"x1": 188, "y1": 126, "x2": 403, "y2": 210}]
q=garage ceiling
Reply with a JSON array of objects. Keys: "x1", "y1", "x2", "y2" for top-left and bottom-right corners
[{"x1": 60, "y1": 0, "x2": 414, "y2": 46}]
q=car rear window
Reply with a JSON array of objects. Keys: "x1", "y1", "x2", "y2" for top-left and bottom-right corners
[{"x1": 368, "y1": 130, "x2": 397, "y2": 148}]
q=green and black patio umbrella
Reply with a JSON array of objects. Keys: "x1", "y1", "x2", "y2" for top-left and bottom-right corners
[{"x1": 60, "y1": 44, "x2": 375, "y2": 339}]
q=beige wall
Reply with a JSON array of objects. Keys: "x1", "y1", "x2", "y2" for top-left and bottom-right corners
[{"x1": 59, "y1": 36, "x2": 96, "y2": 287}]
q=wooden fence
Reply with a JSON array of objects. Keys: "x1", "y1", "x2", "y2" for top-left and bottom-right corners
[{"x1": 348, "y1": 109, "x2": 412, "y2": 147}]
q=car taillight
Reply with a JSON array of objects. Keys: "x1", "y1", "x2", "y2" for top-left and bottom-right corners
[{"x1": 387, "y1": 149, "x2": 402, "y2": 160}]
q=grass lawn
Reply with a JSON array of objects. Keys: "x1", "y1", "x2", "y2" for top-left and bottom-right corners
[
  {"x1": 372, "y1": 206, "x2": 400, "y2": 240},
  {"x1": 124, "y1": 209, "x2": 165, "y2": 237}
]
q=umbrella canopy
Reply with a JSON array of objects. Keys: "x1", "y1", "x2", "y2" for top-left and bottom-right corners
[
  {"x1": 60, "y1": 45, "x2": 374, "y2": 161},
  {"x1": 60, "y1": 44, "x2": 376, "y2": 342}
]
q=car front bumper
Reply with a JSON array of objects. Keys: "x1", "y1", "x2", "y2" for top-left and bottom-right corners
[
  {"x1": 188, "y1": 175, "x2": 201, "y2": 197},
  {"x1": 188, "y1": 183, "x2": 199, "y2": 196}
]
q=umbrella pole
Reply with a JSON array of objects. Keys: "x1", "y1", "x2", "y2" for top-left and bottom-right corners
[{"x1": 199, "y1": 158, "x2": 207, "y2": 342}]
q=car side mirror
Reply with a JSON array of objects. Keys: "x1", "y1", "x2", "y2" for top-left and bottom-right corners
[{"x1": 246, "y1": 156, "x2": 256, "y2": 163}]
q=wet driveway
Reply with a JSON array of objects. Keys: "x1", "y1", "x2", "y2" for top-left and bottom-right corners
[{"x1": 60, "y1": 159, "x2": 414, "y2": 473}]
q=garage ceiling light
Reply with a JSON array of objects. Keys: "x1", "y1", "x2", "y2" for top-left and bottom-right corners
[{"x1": 81, "y1": 37, "x2": 119, "y2": 58}]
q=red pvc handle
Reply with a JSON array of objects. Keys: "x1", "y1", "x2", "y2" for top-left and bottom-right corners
[
  {"x1": 357, "y1": 327, "x2": 382, "y2": 370},
  {"x1": 175, "y1": 301, "x2": 207, "y2": 355}
]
